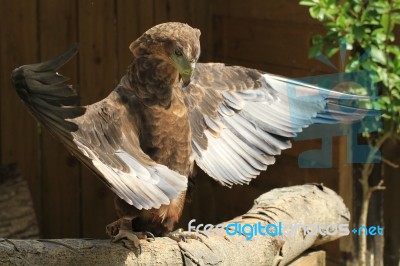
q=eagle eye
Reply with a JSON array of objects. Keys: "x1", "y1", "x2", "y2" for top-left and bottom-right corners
[{"x1": 174, "y1": 48, "x2": 183, "y2": 57}]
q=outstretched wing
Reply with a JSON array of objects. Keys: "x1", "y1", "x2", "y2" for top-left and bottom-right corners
[
  {"x1": 184, "y1": 63, "x2": 373, "y2": 186},
  {"x1": 12, "y1": 46, "x2": 187, "y2": 209}
]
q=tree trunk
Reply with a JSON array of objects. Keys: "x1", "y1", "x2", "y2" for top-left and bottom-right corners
[{"x1": 0, "y1": 184, "x2": 349, "y2": 266}]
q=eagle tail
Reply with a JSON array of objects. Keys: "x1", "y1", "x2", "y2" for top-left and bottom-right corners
[{"x1": 11, "y1": 44, "x2": 85, "y2": 138}]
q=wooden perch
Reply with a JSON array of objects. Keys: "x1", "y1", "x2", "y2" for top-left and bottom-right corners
[
  {"x1": 0, "y1": 163, "x2": 39, "y2": 239},
  {"x1": 0, "y1": 184, "x2": 349, "y2": 266}
]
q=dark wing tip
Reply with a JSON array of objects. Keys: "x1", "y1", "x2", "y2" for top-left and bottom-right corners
[
  {"x1": 12, "y1": 43, "x2": 79, "y2": 81},
  {"x1": 11, "y1": 43, "x2": 83, "y2": 135}
]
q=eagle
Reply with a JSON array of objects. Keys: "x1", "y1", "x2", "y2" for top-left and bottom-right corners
[{"x1": 12, "y1": 22, "x2": 373, "y2": 246}]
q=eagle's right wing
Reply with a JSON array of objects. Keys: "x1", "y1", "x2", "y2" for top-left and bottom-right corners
[{"x1": 12, "y1": 46, "x2": 187, "y2": 210}]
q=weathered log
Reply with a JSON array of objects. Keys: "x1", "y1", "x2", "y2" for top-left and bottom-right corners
[
  {"x1": 0, "y1": 163, "x2": 39, "y2": 239},
  {"x1": 0, "y1": 184, "x2": 349, "y2": 266}
]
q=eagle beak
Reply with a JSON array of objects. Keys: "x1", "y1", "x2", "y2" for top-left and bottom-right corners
[{"x1": 181, "y1": 62, "x2": 195, "y2": 86}]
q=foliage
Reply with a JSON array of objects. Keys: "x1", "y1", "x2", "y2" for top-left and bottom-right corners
[{"x1": 300, "y1": 0, "x2": 400, "y2": 137}]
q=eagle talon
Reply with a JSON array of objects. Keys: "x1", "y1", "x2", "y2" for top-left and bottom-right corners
[
  {"x1": 111, "y1": 229, "x2": 141, "y2": 250},
  {"x1": 167, "y1": 229, "x2": 200, "y2": 242},
  {"x1": 111, "y1": 229, "x2": 158, "y2": 253},
  {"x1": 145, "y1": 231, "x2": 156, "y2": 242}
]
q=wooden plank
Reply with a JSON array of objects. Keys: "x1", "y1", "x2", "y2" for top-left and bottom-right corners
[
  {"x1": 212, "y1": 57, "x2": 331, "y2": 78},
  {"x1": 213, "y1": 16, "x2": 333, "y2": 73},
  {"x1": 212, "y1": 0, "x2": 318, "y2": 25},
  {"x1": 78, "y1": 0, "x2": 118, "y2": 238},
  {"x1": 189, "y1": 0, "x2": 212, "y2": 61},
  {"x1": 263, "y1": 63, "x2": 330, "y2": 77},
  {"x1": 153, "y1": 0, "x2": 196, "y2": 26},
  {"x1": 382, "y1": 142, "x2": 400, "y2": 265},
  {"x1": 137, "y1": 0, "x2": 155, "y2": 33},
  {"x1": 255, "y1": 152, "x2": 338, "y2": 190},
  {"x1": 38, "y1": 0, "x2": 81, "y2": 238},
  {"x1": 0, "y1": 0, "x2": 40, "y2": 233},
  {"x1": 116, "y1": 0, "x2": 140, "y2": 78},
  {"x1": 167, "y1": 0, "x2": 189, "y2": 23},
  {"x1": 154, "y1": 0, "x2": 170, "y2": 24}
]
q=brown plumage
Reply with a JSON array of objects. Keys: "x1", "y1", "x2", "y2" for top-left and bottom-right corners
[{"x1": 12, "y1": 22, "x2": 373, "y2": 238}]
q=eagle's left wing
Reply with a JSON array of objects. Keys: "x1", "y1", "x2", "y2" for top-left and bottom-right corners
[{"x1": 184, "y1": 63, "x2": 373, "y2": 186}]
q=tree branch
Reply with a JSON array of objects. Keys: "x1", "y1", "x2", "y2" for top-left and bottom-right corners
[
  {"x1": 0, "y1": 184, "x2": 349, "y2": 266},
  {"x1": 379, "y1": 156, "x2": 399, "y2": 168}
]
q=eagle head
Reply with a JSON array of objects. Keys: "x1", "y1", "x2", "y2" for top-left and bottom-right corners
[{"x1": 130, "y1": 22, "x2": 201, "y2": 87}]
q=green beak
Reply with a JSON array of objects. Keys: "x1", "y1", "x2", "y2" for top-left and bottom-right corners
[
  {"x1": 181, "y1": 64, "x2": 194, "y2": 86},
  {"x1": 171, "y1": 53, "x2": 195, "y2": 86}
]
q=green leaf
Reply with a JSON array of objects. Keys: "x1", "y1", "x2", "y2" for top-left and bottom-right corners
[
  {"x1": 310, "y1": 5, "x2": 322, "y2": 19},
  {"x1": 337, "y1": 14, "x2": 346, "y2": 28},
  {"x1": 372, "y1": 28, "x2": 387, "y2": 43},
  {"x1": 312, "y1": 34, "x2": 323, "y2": 43},
  {"x1": 353, "y1": 25, "x2": 365, "y2": 40},
  {"x1": 326, "y1": 0, "x2": 335, "y2": 6},
  {"x1": 299, "y1": 0, "x2": 317, "y2": 6},
  {"x1": 326, "y1": 46, "x2": 339, "y2": 57},
  {"x1": 308, "y1": 44, "x2": 323, "y2": 58},
  {"x1": 372, "y1": 2, "x2": 391, "y2": 14},
  {"x1": 391, "y1": 13, "x2": 400, "y2": 25},
  {"x1": 371, "y1": 46, "x2": 387, "y2": 65},
  {"x1": 381, "y1": 96, "x2": 391, "y2": 104},
  {"x1": 381, "y1": 13, "x2": 394, "y2": 33},
  {"x1": 354, "y1": 4, "x2": 361, "y2": 13}
]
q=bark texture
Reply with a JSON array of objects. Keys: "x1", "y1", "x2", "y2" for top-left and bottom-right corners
[
  {"x1": 0, "y1": 184, "x2": 349, "y2": 266},
  {"x1": 0, "y1": 163, "x2": 39, "y2": 239}
]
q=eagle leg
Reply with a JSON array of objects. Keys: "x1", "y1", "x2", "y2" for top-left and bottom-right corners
[{"x1": 106, "y1": 217, "x2": 155, "y2": 251}]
